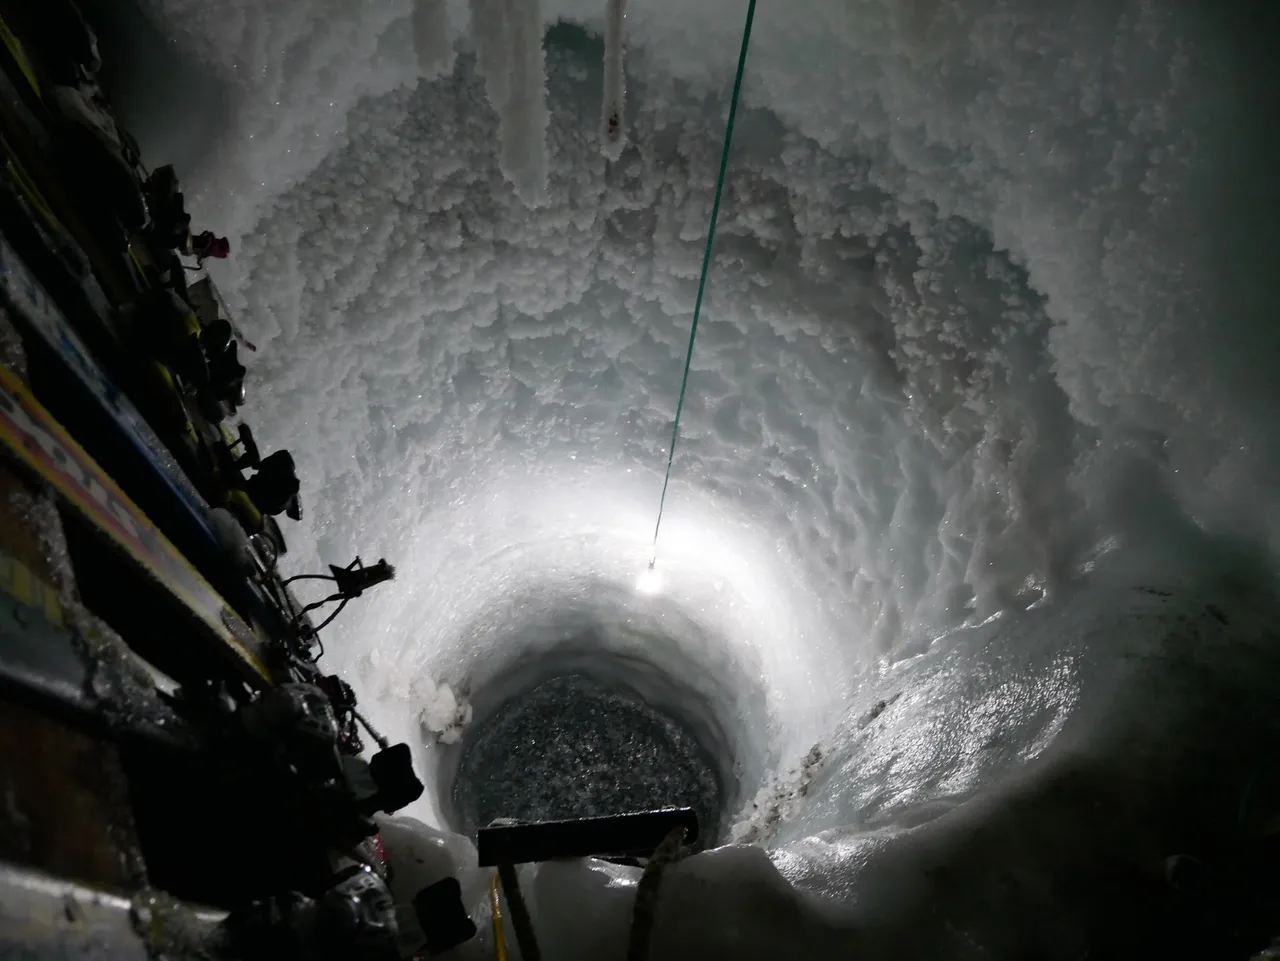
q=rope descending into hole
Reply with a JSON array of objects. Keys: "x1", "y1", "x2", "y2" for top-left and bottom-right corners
[
  {"x1": 626, "y1": 825, "x2": 688, "y2": 961},
  {"x1": 648, "y1": 0, "x2": 758, "y2": 562}
]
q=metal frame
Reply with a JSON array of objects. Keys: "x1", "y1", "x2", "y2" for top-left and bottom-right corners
[{"x1": 0, "y1": 362, "x2": 271, "y2": 682}]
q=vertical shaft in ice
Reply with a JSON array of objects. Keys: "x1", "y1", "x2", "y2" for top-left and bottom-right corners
[
  {"x1": 469, "y1": 0, "x2": 549, "y2": 205},
  {"x1": 600, "y1": 0, "x2": 627, "y2": 160},
  {"x1": 413, "y1": 0, "x2": 455, "y2": 80}
]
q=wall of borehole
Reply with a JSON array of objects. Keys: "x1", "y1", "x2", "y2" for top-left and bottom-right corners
[
  {"x1": 435, "y1": 619, "x2": 735, "y2": 845},
  {"x1": 337, "y1": 468, "x2": 846, "y2": 842}
]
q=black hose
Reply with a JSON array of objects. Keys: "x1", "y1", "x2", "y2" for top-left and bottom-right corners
[{"x1": 497, "y1": 862, "x2": 541, "y2": 961}]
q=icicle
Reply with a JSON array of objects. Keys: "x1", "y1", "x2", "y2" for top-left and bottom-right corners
[
  {"x1": 601, "y1": 0, "x2": 627, "y2": 160},
  {"x1": 413, "y1": 0, "x2": 455, "y2": 80},
  {"x1": 469, "y1": 0, "x2": 549, "y2": 205}
]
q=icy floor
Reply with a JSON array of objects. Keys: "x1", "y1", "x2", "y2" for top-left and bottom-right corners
[{"x1": 106, "y1": 0, "x2": 1280, "y2": 953}]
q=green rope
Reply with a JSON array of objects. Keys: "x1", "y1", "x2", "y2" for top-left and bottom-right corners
[{"x1": 650, "y1": 0, "x2": 758, "y2": 558}]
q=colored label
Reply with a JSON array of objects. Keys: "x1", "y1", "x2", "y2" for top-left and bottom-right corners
[
  {"x1": 0, "y1": 549, "x2": 62, "y2": 627},
  {"x1": 0, "y1": 364, "x2": 268, "y2": 680},
  {"x1": 0, "y1": 17, "x2": 40, "y2": 99},
  {"x1": 0, "y1": 231, "x2": 215, "y2": 528}
]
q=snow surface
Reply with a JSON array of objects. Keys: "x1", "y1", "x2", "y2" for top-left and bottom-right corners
[{"x1": 120, "y1": 0, "x2": 1280, "y2": 953}]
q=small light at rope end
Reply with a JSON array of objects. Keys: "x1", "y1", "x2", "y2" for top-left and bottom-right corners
[{"x1": 637, "y1": 555, "x2": 662, "y2": 595}]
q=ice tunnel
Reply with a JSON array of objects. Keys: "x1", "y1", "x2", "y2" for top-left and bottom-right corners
[{"x1": 93, "y1": 0, "x2": 1280, "y2": 954}]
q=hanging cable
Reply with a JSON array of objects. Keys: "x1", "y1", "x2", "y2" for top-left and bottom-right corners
[
  {"x1": 625, "y1": 825, "x2": 687, "y2": 961},
  {"x1": 649, "y1": 0, "x2": 758, "y2": 561}
]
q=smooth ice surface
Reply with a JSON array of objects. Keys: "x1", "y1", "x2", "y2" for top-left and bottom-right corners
[{"x1": 112, "y1": 0, "x2": 1280, "y2": 953}]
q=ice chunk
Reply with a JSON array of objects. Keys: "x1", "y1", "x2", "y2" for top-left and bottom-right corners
[{"x1": 418, "y1": 679, "x2": 473, "y2": 744}]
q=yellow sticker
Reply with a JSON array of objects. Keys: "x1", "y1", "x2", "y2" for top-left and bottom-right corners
[
  {"x1": 0, "y1": 17, "x2": 41, "y2": 99},
  {"x1": 0, "y1": 365, "x2": 270, "y2": 680}
]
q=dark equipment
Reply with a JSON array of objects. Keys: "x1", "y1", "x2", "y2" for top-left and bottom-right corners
[
  {"x1": 228, "y1": 422, "x2": 261, "y2": 470},
  {"x1": 317, "y1": 673, "x2": 364, "y2": 755},
  {"x1": 285, "y1": 556, "x2": 397, "y2": 636},
  {"x1": 143, "y1": 164, "x2": 192, "y2": 249},
  {"x1": 311, "y1": 675, "x2": 424, "y2": 810},
  {"x1": 220, "y1": 864, "x2": 400, "y2": 961},
  {"x1": 244, "y1": 450, "x2": 302, "y2": 520},
  {"x1": 413, "y1": 877, "x2": 478, "y2": 956},
  {"x1": 367, "y1": 742, "x2": 423, "y2": 814},
  {"x1": 328, "y1": 557, "x2": 397, "y2": 599},
  {"x1": 200, "y1": 317, "x2": 247, "y2": 414}
]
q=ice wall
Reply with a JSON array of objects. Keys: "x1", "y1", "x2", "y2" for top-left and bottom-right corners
[{"x1": 382, "y1": 535, "x2": 1280, "y2": 958}]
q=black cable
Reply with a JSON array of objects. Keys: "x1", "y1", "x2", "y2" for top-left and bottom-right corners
[
  {"x1": 309, "y1": 597, "x2": 351, "y2": 634},
  {"x1": 283, "y1": 572, "x2": 337, "y2": 587},
  {"x1": 650, "y1": 0, "x2": 758, "y2": 557},
  {"x1": 300, "y1": 591, "x2": 343, "y2": 615}
]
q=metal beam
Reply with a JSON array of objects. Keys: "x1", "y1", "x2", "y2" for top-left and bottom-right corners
[{"x1": 477, "y1": 808, "x2": 699, "y2": 866}]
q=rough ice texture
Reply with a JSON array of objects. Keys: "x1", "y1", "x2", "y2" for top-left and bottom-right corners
[
  {"x1": 140, "y1": 0, "x2": 1278, "y2": 655},
  {"x1": 126, "y1": 0, "x2": 1280, "y2": 954}
]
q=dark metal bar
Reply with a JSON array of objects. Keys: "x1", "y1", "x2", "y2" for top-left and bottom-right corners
[{"x1": 477, "y1": 808, "x2": 699, "y2": 867}]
